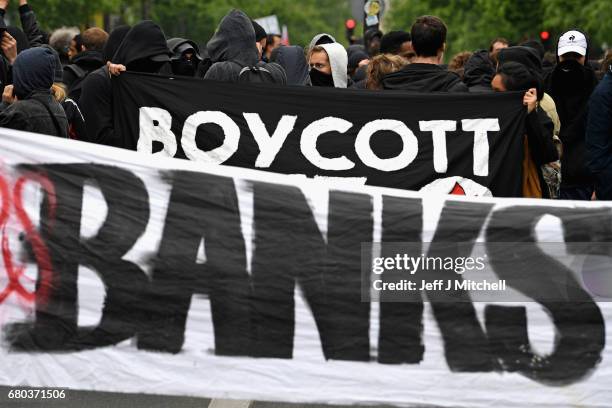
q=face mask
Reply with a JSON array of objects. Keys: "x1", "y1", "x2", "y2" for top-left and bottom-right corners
[
  {"x1": 172, "y1": 58, "x2": 197, "y2": 77},
  {"x1": 309, "y1": 68, "x2": 335, "y2": 87}
]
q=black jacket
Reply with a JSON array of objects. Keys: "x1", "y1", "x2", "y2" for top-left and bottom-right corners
[
  {"x1": 545, "y1": 60, "x2": 598, "y2": 186},
  {"x1": 586, "y1": 72, "x2": 612, "y2": 199},
  {"x1": 0, "y1": 91, "x2": 68, "y2": 138},
  {"x1": 63, "y1": 50, "x2": 105, "y2": 101},
  {"x1": 80, "y1": 22, "x2": 169, "y2": 147},
  {"x1": 526, "y1": 108, "x2": 560, "y2": 199},
  {"x1": 271, "y1": 46, "x2": 310, "y2": 86},
  {"x1": 18, "y1": 4, "x2": 45, "y2": 48},
  {"x1": 382, "y1": 63, "x2": 468, "y2": 92},
  {"x1": 205, "y1": 10, "x2": 285, "y2": 84}
]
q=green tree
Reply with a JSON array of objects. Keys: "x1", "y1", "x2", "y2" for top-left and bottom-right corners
[{"x1": 385, "y1": 0, "x2": 609, "y2": 60}]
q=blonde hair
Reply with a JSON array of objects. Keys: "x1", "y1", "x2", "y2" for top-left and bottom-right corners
[
  {"x1": 51, "y1": 83, "x2": 67, "y2": 102},
  {"x1": 366, "y1": 54, "x2": 408, "y2": 90}
]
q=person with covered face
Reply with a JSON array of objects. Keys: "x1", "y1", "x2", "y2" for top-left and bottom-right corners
[
  {"x1": 545, "y1": 30, "x2": 599, "y2": 201},
  {"x1": 168, "y1": 38, "x2": 202, "y2": 77},
  {"x1": 80, "y1": 21, "x2": 169, "y2": 147},
  {"x1": 307, "y1": 42, "x2": 348, "y2": 88},
  {"x1": 204, "y1": 9, "x2": 286, "y2": 84},
  {"x1": 0, "y1": 47, "x2": 68, "y2": 138}
]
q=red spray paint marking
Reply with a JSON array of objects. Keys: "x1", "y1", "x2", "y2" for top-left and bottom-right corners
[{"x1": 0, "y1": 172, "x2": 56, "y2": 307}]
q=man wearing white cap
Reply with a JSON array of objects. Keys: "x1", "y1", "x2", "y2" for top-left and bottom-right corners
[{"x1": 545, "y1": 30, "x2": 599, "y2": 200}]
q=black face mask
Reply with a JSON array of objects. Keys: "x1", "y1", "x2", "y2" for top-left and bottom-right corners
[
  {"x1": 309, "y1": 68, "x2": 335, "y2": 87},
  {"x1": 171, "y1": 58, "x2": 197, "y2": 77}
]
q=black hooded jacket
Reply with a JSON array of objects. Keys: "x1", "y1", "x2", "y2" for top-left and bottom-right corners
[
  {"x1": 271, "y1": 46, "x2": 310, "y2": 86},
  {"x1": 545, "y1": 59, "x2": 599, "y2": 186},
  {"x1": 205, "y1": 10, "x2": 286, "y2": 84},
  {"x1": 63, "y1": 50, "x2": 106, "y2": 101},
  {"x1": 382, "y1": 63, "x2": 468, "y2": 92},
  {"x1": 463, "y1": 50, "x2": 495, "y2": 92},
  {"x1": 0, "y1": 47, "x2": 68, "y2": 138},
  {"x1": 80, "y1": 22, "x2": 167, "y2": 147}
]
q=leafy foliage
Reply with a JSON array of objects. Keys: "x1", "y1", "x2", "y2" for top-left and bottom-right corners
[{"x1": 385, "y1": 0, "x2": 609, "y2": 60}]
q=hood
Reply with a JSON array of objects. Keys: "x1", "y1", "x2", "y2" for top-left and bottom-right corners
[
  {"x1": 498, "y1": 46, "x2": 543, "y2": 75},
  {"x1": 382, "y1": 63, "x2": 462, "y2": 91},
  {"x1": 463, "y1": 49, "x2": 495, "y2": 89},
  {"x1": 273, "y1": 46, "x2": 310, "y2": 86},
  {"x1": 7, "y1": 27, "x2": 29, "y2": 54},
  {"x1": 206, "y1": 9, "x2": 259, "y2": 66},
  {"x1": 103, "y1": 25, "x2": 131, "y2": 62},
  {"x1": 168, "y1": 38, "x2": 202, "y2": 61},
  {"x1": 112, "y1": 21, "x2": 170, "y2": 66},
  {"x1": 309, "y1": 33, "x2": 337, "y2": 51},
  {"x1": 12, "y1": 47, "x2": 55, "y2": 99},
  {"x1": 348, "y1": 47, "x2": 369, "y2": 70},
  {"x1": 319, "y1": 43, "x2": 348, "y2": 88},
  {"x1": 40, "y1": 45, "x2": 63, "y2": 83}
]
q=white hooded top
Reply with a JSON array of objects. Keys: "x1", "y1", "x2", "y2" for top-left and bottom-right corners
[{"x1": 319, "y1": 42, "x2": 348, "y2": 88}]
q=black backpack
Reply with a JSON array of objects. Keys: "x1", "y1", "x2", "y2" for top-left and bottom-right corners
[
  {"x1": 237, "y1": 65, "x2": 278, "y2": 84},
  {"x1": 63, "y1": 64, "x2": 89, "y2": 102}
]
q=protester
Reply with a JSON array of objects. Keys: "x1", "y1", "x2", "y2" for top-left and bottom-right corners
[
  {"x1": 80, "y1": 21, "x2": 168, "y2": 146},
  {"x1": 264, "y1": 33, "x2": 281, "y2": 62},
  {"x1": 498, "y1": 46, "x2": 563, "y2": 197},
  {"x1": 364, "y1": 28, "x2": 383, "y2": 57},
  {"x1": 308, "y1": 43, "x2": 348, "y2": 88},
  {"x1": 204, "y1": 10, "x2": 286, "y2": 84},
  {"x1": 463, "y1": 50, "x2": 495, "y2": 92},
  {"x1": 252, "y1": 20, "x2": 267, "y2": 60},
  {"x1": 347, "y1": 45, "x2": 369, "y2": 79},
  {"x1": 492, "y1": 62, "x2": 559, "y2": 198},
  {"x1": 382, "y1": 16, "x2": 467, "y2": 92},
  {"x1": 270, "y1": 45, "x2": 310, "y2": 86},
  {"x1": 0, "y1": 47, "x2": 68, "y2": 137},
  {"x1": 49, "y1": 26, "x2": 80, "y2": 66},
  {"x1": 41, "y1": 44, "x2": 86, "y2": 140},
  {"x1": 168, "y1": 38, "x2": 202, "y2": 77},
  {"x1": 489, "y1": 37, "x2": 509, "y2": 63},
  {"x1": 448, "y1": 51, "x2": 472, "y2": 79},
  {"x1": 545, "y1": 30, "x2": 598, "y2": 200},
  {"x1": 63, "y1": 27, "x2": 108, "y2": 101},
  {"x1": 366, "y1": 54, "x2": 408, "y2": 90},
  {"x1": 67, "y1": 34, "x2": 82, "y2": 61},
  {"x1": 586, "y1": 64, "x2": 612, "y2": 199},
  {"x1": 380, "y1": 31, "x2": 413, "y2": 57}
]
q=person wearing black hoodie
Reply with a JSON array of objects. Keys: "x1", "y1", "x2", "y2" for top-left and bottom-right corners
[
  {"x1": 80, "y1": 22, "x2": 168, "y2": 147},
  {"x1": 63, "y1": 27, "x2": 108, "y2": 102},
  {"x1": 205, "y1": 10, "x2": 286, "y2": 84},
  {"x1": 545, "y1": 30, "x2": 599, "y2": 200},
  {"x1": 382, "y1": 16, "x2": 467, "y2": 92},
  {"x1": 167, "y1": 38, "x2": 202, "y2": 77},
  {"x1": 0, "y1": 47, "x2": 68, "y2": 138},
  {"x1": 270, "y1": 45, "x2": 310, "y2": 86},
  {"x1": 462, "y1": 50, "x2": 495, "y2": 92}
]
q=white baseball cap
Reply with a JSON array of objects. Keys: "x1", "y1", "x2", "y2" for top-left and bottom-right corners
[{"x1": 558, "y1": 30, "x2": 587, "y2": 56}]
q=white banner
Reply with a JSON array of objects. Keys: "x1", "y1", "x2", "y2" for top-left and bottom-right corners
[{"x1": 0, "y1": 128, "x2": 610, "y2": 407}]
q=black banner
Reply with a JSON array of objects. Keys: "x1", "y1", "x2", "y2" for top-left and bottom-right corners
[{"x1": 113, "y1": 73, "x2": 526, "y2": 196}]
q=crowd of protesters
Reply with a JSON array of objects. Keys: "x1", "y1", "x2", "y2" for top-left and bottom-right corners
[{"x1": 0, "y1": 1, "x2": 610, "y2": 200}]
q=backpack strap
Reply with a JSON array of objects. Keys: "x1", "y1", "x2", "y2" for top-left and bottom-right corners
[
  {"x1": 63, "y1": 64, "x2": 88, "y2": 79},
  {"x1": 30, "y1": 97, "x2": 66, "y2": 138},
  {"x1": 239, "y1": 66, "x2": 272, "y2": 76}
]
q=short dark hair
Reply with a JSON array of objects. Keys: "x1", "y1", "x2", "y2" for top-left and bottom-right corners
[
  {"x1": 497, "y1": 61, "x2": 539, "y2": 92},
  {"x1": 380, "y1": 31, "x2": 411, "y2": 54},
  {"x1": 489, "y1": 37, "x2": 510, "y2": 52},
  {"x1": 410, "y1": 16, "x2": 447, "y2": 57},
  {"x1": 265, "y1": 34, "x2": 281, "y2": 51},
  {"x1": 82, "y1": 28, "x2": 109, "y2": 52}
]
